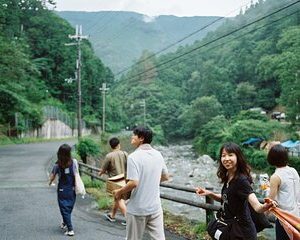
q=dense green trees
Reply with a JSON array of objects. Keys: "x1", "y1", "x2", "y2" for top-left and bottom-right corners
[
  {"x1": 1, "y1": 0, "x2": 299, "y2": 162},
  {"x1": 0, "y1": 0, "x2": 113, "y2": 134},
  {"x1": 107, "y1": 0, "x2": 300, "y2": 168}
]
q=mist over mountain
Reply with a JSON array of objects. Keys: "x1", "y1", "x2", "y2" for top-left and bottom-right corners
[{"x1": 57, "y1": 11, "x2": 223, "y2": 73}]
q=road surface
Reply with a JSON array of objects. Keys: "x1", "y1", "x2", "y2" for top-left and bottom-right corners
[{"x1": 0, "y1": 141, "x2": 187, "y2": 240}]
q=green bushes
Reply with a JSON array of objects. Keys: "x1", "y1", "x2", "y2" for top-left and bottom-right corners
[
  {"x1": 193, "y1": 111, "x2": 296, "y2": 169},
  {"x1": 76, "y1": 138, "x2": 100, "y2": 164},
  {"x1": 289, "y1": 156, "x2": 300, "y2": 173},
  {"x1": 81, "y1": 175, "x2": 105, "y2": 188},
  {"x1": 243, "y1": 149, "x2": 272, "y2": 172}
]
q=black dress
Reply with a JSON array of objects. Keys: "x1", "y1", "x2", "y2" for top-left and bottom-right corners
[{"x1": 221, "y1": 175, "x2": 257, "y2": 240}]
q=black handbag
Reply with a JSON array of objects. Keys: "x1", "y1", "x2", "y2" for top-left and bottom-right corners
[
  {"x1": 207, "y1": 209, "x2": 243, "y2": 240},
  {"x1": 207, "y1": 216, "x2": 233, "y2": 240}
]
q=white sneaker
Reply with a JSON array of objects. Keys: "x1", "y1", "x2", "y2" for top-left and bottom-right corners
[
  {"x1": 60, "y1": 223, "x2": 67, "y2": 230},
  {"x1": 64, "y1": 230, "x2": 74, "y2": 236}
]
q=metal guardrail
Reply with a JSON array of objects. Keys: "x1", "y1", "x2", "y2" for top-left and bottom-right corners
[
  {"x1": 78, "y1": 161, "x2": 274, "y2": 224},
  {"x1": 78, "y1": 162, "x2": 220, "y2": 223}
]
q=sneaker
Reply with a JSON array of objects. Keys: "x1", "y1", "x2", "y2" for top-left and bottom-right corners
[
  {"x1": 60, "y1": 223, "x2": 67, "y2": 230},
  {"x1": 105, "y1": 213, "x2": 116, "y2": 222},
  {"x1": 64, "y1": 230, "x2": 74, "y2": 236},
  {"x1": 121, "y1": 221, "x2": 126, "y2": 226}
]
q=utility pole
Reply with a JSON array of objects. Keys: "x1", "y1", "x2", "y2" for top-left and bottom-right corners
[
  {"x1": 67, "y1": 25, "x2": 88, "y2": 139},
  {"x1": 140, "y1": 99, "x2": 146, "y2": 126},
  {"x1": 99, "y1": 83, "x2": 109, "y2": 133}
]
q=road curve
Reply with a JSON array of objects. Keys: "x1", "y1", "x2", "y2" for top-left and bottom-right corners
[{"x1": 0, "y1": 141, "x2": 187, "y2": 240}]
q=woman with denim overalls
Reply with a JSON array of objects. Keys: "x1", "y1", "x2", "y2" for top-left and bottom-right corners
[{"x1": 49, "y1": 144, "x2": 76, "y2": 236}]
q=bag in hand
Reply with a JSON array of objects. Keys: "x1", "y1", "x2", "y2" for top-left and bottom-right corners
[
  {"x1": 73, "y1": 159, "x2": 86, "y2": 197},
  {"x1": 207, "y1": 210, "x2": 241, "y2": 240},
  {"x1": 75, "y1": 172, "x2": 86, "y2": 196},
  {"x1": 207, "y1": 217, "x2": 232, "y2": 240}
]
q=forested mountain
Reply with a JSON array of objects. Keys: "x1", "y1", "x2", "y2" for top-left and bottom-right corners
[
  {"x1": 57, "y1": 11, "x2": 223, "y2": 73},
  {"x1": 0, "y1": 0, "x2": 114, "y2": 134},
  {"x1": 1, "y1": 0, "x2": 299, "y2": 154},
  {"x1": 110, "y1": 0, "x2": 300, "y2": 145}
]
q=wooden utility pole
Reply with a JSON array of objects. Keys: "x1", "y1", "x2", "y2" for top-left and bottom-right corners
[
  {"x1": 140, "y1": 99, "x2": 146, "y2": 126},
  {"x1": 99, "y1": 83, "x2": 109, "y2": 133},
  {"x1": 67, "y1": 25, "x2": 88, "y2": 139}
]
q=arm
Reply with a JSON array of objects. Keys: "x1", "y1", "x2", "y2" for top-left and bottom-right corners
[
  {"x1": 268, "y1": 174, "x2": 280, "y2": 200},
  {"x1": 161, "y1": 173, "x2": 170, "y2": 182},
  {"x1": 114, "y1": 180, "x2": 139, "y2": 200},
  {"x1": 98, "y1": 156, "x2": 110, "y2": 176},
  {"x1": 49, "y1": 173, "x2": 56, "y2": 186},
  {"x1": 98, "y1": 168, "x2": 106, "y2": 176},
  {"x1": 196, "y1": 187, "x2": 222, "y2": 202},
  {"x1": 248, "y1": 193, "x2": 275, "y2": 213},
  {"x1": 161, "y1": 158, "x2": 169, "y2": 182}
]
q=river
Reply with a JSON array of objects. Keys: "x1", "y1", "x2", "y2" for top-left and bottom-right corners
[
  {"x1": 156, "y1": 143, "x2": 275, "y2": 239},
  {"x1": 156, "y1": 144, "x2": 221, "y2": 222}
]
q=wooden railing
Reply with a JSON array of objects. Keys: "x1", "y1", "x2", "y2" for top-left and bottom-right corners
[{"x1": 78, "y1": 162, "x2": 274, "y2": 224}]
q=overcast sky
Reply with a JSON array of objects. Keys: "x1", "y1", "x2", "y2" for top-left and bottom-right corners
[{"x1": 55, "y1": 0, "x2": 258, "y2": 17}]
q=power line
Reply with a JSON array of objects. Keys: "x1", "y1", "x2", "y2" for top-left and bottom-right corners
[
  {"x1": 150, "y1": 9, "x2": 300, "y2": 79},
  {"x1": 122, "y1": 0, "x2": 300, "y2": 82},
  {"x1": 76, "y1": 7, "x2": 299, "y2": 91},
  {"x1": 114, "y1": 1, "x2": 255, "y2": 77},
  {"x1": 114, "y1": 16, "x2": 224, "y2": 77}
]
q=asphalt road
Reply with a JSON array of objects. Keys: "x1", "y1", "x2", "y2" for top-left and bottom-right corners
[{"x1": 0, "y1": 141, "x2": 187, "y2": 240}]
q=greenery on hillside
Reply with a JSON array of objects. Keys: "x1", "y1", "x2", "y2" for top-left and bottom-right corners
[
  {"x1": 99, "y1": 0, "x2": 300, "y2": 174},
  {"x1": 0, "y1": 0, "x2": 299, "y2": 169},
  {"x1": 57, "y1": 11, "x2": 223, "y2": 74},
  {"x1": 0, "y1": 0, "x2": 114, "y2": 135},
  {"x1": 110, "y1": 0, "x2": 300, "y2": 149}
]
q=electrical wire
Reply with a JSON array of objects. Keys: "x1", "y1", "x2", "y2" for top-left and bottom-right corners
[
  {"x1": 120, "y1": 0, "x2": 300, "y2": 82},
  {"x1": 113, "y1": 1, "x2": 256, "y2": 77}
]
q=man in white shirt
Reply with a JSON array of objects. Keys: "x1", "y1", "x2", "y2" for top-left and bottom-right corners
[{"x1": 114, "y1": 126, "x2": 169, "y2": 240}]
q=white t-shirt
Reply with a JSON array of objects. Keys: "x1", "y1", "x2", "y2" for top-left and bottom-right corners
[
  {"x1": 275, "y1": 166, "x2": 300, "y2": 216},
  {"x1": 126, "y1": 144, "x2": 168, "y2": 216}
]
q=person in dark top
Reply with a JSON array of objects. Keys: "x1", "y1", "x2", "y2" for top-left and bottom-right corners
[
  {"x1": 196, "y1": 142, "x2": 276, "y2": 240},
  {"x1": 49, "y1": 144, "x2": 77, "y2": 236}
]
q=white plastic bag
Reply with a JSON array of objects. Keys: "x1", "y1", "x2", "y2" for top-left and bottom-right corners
[
  {"x1": 73, "y1": 159, "x2": 86, "y2": 198},
  {"x1": 75, "y1": 172, "x2": 86, "y2": 197}
]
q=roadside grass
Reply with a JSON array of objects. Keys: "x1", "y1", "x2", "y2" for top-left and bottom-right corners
[
  {"x1": 0, "y1": 136, "x2": 76, "y2": 146},
  {"x1": 81, "y1": 175, "x2": 112, "y2": 210},
  {"x1": 81, "y1": 174, "x2": 209, "y2": 239},
  {"x1": 164, "y1": 211, "x2": 209, "y2": 239}
]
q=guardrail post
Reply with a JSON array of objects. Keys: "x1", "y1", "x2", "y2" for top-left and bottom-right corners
[
  {"x1": 205, "y1": 187, "x2": 214, "y2": 224},
  {"x1": 90, "y1": 168, "x2": 94, "y2": 181},
  {"x1": 79, "y1": 164, "x2": 82, "y2": 176}
]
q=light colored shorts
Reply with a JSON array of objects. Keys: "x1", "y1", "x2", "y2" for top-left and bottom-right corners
[{"x1": 126, "y1": 211, "x2": 165, "y2": 240}]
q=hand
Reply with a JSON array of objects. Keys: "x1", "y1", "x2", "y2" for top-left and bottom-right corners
[
  {"x1": 264, "y1": 198, "x2": 278, "y2": 211},
  {"x1": 48, "y1": 181, "x2": 55, "y2": 186},
  {"x1": 195, "y1": 187, "x2": 210, "y2": 196},
  {"x1": 113, "y1": 189, "x2": 121, "y2": 200}
]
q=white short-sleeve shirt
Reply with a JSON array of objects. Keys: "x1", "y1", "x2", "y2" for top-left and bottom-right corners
[{"x1": 126, "y1": 144, "x2": 168, "y2": 216}]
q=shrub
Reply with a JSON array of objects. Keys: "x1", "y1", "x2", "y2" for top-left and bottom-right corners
[
  {"x1": 76, "y1": 138, "x2": 100, "y2": 164},
  {"x1": 244, "y1": 149, "x2": 270, "y2": 171},
  {"x1": 97, "y1": 196, "x2": 113, "y2": 210},
  {"x1": 289, "y1": 156, "x2": 300, "y2": 173},
  {"x1": 81, "y1": 175, "x2": 105, "y2": 189}
]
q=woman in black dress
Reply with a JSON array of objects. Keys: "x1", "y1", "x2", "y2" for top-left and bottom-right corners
[{"x1": 196, "y1": 142, "x2": 275, "y2": 240}]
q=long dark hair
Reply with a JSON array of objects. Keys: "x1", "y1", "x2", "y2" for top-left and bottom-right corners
[
  {"x1": 217, "y1": 142, "x2": 252, "y2": 183},
  {"x1": 57, "y1": 144, "x2": 72, "y2": 169}
]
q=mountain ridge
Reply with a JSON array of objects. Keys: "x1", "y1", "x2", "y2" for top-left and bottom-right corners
[{"x1": 57, "y1": 11, "x2": 224, "y2": 73}]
